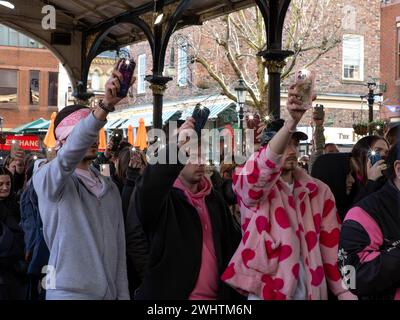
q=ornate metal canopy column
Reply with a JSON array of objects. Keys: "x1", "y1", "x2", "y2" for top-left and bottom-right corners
[
  {"x1": 256, "y1": 0, "x2": 293, "y2": 120},
  {"x1": 80, "y1": 0, "x2": 192, "y2": 128},
  {"x1": 148, "y1": 0, "x2": 191, "y2": 128}
]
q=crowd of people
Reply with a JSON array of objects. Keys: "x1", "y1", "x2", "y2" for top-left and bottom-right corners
[{"x1": 1, "y1": 65, "x2": 400, "y2": 300}]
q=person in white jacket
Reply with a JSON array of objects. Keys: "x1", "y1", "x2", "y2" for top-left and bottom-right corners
[{"x1": 33, "y1": 62, "x2": 134, "y2": 300}]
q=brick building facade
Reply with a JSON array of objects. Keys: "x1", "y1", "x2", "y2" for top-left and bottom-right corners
[
  {"x1": 0, "y1": 1, "x2": 384, "y2": 147},
  {"x1": 380, "y1": 0, "x2": 400, "y2": 123},
  {"x1": 0, "y1": 44, "x2": 59, "y2": 130},
  {"x1": 108, "y1": 1, "x2": 382, "y2": 147}
]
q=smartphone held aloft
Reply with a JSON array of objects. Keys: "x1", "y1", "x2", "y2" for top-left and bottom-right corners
[
  {"x1": 295, "y1": 69, "x2": 316, "y2": 110},
  {"x1": 117, "y1": 58, "x2": 136, "y2": 98}
]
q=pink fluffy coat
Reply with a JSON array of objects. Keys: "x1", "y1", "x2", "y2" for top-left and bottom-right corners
[{"x1": 221, "y1": 146, "x2": 350, "y2": 300}]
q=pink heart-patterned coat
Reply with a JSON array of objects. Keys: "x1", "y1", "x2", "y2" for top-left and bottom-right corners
[{"x1": 221, "y1": 146, "x2": 352, "y2": 300}]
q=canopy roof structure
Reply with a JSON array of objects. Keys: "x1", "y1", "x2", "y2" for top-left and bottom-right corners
[
  {"x1": 0, "y1": 0, "x2": 293, "y2": 126},
  {"x1": 11, "y1": 118, "x2": 47, "y2": 134}
]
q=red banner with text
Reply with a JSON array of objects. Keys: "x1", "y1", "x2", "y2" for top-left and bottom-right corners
[{"x1": 0, "y1": 135, "x2": 41, "y2": 151}]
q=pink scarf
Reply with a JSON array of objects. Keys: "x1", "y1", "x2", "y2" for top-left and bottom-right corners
[
  {"x1": 55, "y1": 108, "x2": 92, "y2": 150},
  {"x1": 173, "y1": 177, "x2": 219, "y2": 300}
]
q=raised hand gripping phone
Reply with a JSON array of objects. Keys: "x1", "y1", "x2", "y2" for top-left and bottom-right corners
[
  {"x1": 117, "y1": 58, "x2": 136, "y2": 98},
  {"x1": 314, "y1": 104, "x2": 324, "y2": 121},
  {"x1": 368, "y1": 150, "x2": 382, "y2": 166},
  {"x1": 295, "y1": 69, "x2": 316, "y2": 110},
  {"x1": 111, "y1": 129, "x2": 123, "y2": 152},
  {"x1": 192, "y1": 104, "x2": 210, "y2": 136},
  {"x1": 100, "y1": 164, "x2": 111, "y2": 177}
]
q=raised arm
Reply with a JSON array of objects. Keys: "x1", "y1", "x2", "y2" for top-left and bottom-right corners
[
  {"x1": 33, "y1": 61, "x2": 131, "y2": 201},
  {"x1": 135, "y1": 118, "x2": 195, "y2": 231},
  {"x1": 309, "y1": 109, "x2": 325, "y2": 173},
  {"x1": 234, "y1": 84, "x2": 309, "y2": 208}
]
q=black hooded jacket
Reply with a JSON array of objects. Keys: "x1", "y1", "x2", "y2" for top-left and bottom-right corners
[
  {"x1": 311, "y1": 153, "x2": 358, "y2": 221},
  {"x1": 130, "y1": 145, "x2": 243, "y2": 300}
]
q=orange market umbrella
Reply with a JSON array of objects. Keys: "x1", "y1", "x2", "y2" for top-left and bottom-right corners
[
  {"x1": 98, "y1": 128, "x2": 107, "y2": 151},
  {"x1": 43, "y1": 112, "x2": 57, "y2": 148},
  {"x1": 127, "y1": 125, "x2": 134, "y2": 145},
  {"x1": 134, "y1": 118, "x2": 147, "y2": 151}
]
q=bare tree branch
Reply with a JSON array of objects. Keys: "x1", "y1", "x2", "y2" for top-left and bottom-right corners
[{"x1": 190, "y1": 0, "x2": 341, "y2": 114}]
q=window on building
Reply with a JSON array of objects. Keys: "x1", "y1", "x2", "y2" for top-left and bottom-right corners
[
  {"x1": 0, "y1": 69, "x2": 18, "y2": 105},
  {"x1": 91, "y1": 70, "x2": 101, "y2": 91},
  {"x1": 178, "y1": 41, "x2": 188, "y2": 86},
  {"x1": 0, "y1": 24, "x2": 40, "y2": 47},
  {"x1": 48, "y1": 72, "x2": 58, "y2": 107},
  {"x1": 343, "y1": 34, "x2": 364, "y2": 81},
  {"x1": 0, "y1": 25, "x2": 9, "y2": 45},
  {"x1": 29, "y1": 70, "x2": 40, "y2": 105},
  {"x1": 137, "y1": 54, "x2": 146, "y2": 94},
  {"x1": 397, "y1": 22, "x2": 400, "y2": 79},
  {"x1": 9, "y1": 28, "x2": 18, "y2": 46}
]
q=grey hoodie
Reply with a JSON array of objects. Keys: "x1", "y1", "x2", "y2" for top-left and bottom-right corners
[{"x1": 33, "y1": 113, "x2": 129, "y2": 300}]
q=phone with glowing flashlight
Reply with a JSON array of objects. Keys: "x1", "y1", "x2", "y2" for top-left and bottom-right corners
[
  {"x1": 111, "y1": 129, "x2": 123, "y2": 152},
  {"x1": 100, "y1": 164, "x2": 111, "y2": 177},
  {"x1": 368, "y1": 150, "x2": 382, "y2": 167},
  {"x1": 117, "y1": 58, "x2": 136, "y2": 98}
]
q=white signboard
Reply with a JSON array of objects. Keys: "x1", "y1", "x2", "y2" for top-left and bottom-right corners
[{"x1": 297, "y1": 127, "x2": 357, "y2": 145}]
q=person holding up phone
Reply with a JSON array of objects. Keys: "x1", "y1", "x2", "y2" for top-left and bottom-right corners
[
  {"x1": 32, "y1": 59, "x2": 136, "y2": 300},
  {"x1": 4, "y1": 150, "x2": 26, "y2": 193},
  {"x1": 128, "y1": 116, "x2": 243, "y2": 300},
  {"x1": 221, "y1": 79, "x2": 356, "y2": 300}
]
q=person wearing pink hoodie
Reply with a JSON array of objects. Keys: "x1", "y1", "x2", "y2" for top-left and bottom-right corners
[
  {"x1": 221, "y1": 84, "x2": 357, "y2": 300},
  {"x1": 131, "y1": 118, "x2": 243, "y2": 300}
]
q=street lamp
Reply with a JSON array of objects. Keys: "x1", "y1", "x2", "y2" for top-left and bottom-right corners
[
  {"x1": 235, "y1": 79, "x2": 248, "y2": 152},
  {"x1": 360, "y1": 82, "x2": 383, "y2": 135}
]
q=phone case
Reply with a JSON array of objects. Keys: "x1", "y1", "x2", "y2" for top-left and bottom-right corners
[
  {"x1": 111, "y1": 129, "x2": 123, "y2": 152},
  {"x1": 101, "y1": 164, "x2": 111, "y2": 177},
  {"x1": 314, "y1": 104, "x2": 324, "y2": 120},
  {"x1": 46, "y1": 148, "x2": 56, "y2": 161},
  {"x1": 192, "y1": 105, "x2": 210, "y2": 136},
  {"x1": 369, "y1": 152, "x2": 382, "y2": 166},
  {"x1": 117, "y1": 58, "x2": 136, "y2": 98},
  {"x1": 295, "y1": 69, "x2": 316, "y2": 110}
]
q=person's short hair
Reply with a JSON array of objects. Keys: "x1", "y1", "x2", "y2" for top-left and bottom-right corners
[{"x1": 385, "y1": 141, "x2": 400, "y2": 181}]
